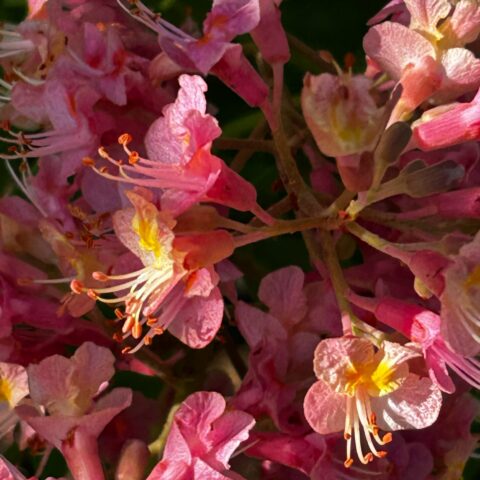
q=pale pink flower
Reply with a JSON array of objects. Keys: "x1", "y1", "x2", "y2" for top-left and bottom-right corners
[
  {"x1": 0, "y1": 362, "x2": 28, "y2": 441},
  {"x1": 304, "y1": 336, "x2": 442, "y2": 467},
  {"x1": 73, "y1": 190, "x2": 228, "y2": 351},
  {"x1": 16, "y1": 342, "x2": 132, "y2": 480},
  {"x1": 302, "y1": 72, "x2": 385, "y2": 191},
  {"x1": 349, "y1": 293, "x2": 480, "y2": 394},
  {"x1": 147, "y1": 391, "x2": 255, "y2": 480},
  {"x1": 364, "y1": 0, "x2": 480, "y2": 119}
]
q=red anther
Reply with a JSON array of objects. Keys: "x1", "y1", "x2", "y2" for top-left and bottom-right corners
[
  {"x1": 17, "y1": 277, "x2": 33, "y2": 286},
  {"x1": 98, "y1": 146, "x2": 109, "y2": 158},
  {"x1": 128, "y1": 151, "x2": 139, "y2": 165},
  {"x1": 82, "y1": 156, "x2": 95, "y2": 167},
  {"x1": 121, "y1": 347, "x2": 132, "y2": 355},
  {"x1": 382, "y1": 432, "x2": 393, "y2": 444},
  {"x1": 132, "y1": 322, "x2": 142, "y2": 339},
  {"x1": 319, "y1": 50, "x2": 334, "y2": 63},
  {"x1": 369, "y1": 413, "x2": 377, "y2": 425},
  {"x1": 70, "y1": 279, "x2": 85, "y2": 294},
  {"x1": 373, "y1": 426, "x2": 379, "y2": 436},
  {"x1": 344, "y1": 52, "x2": 356, "y2": 70},
  {"x1": 113, "y1": 332, "x2": 123, "y2": 343},
  {"x1": 118, "y1": 133, "x2": 132, "y2": 145},
  {"x1": 378, "y1": 451, "x2": 388, "y2": 458},
  {"x1": 344, "y1": 458, "x2": 354, "y2": 469},
  {"x1": 114, "y1": 308, "x2": 125, "y2": 319},
  {"x1": 92, "y1": 271, "x2": 109, "y2": 282},
  {"x1": 7, "y1": 145, "x2": 18, "y2": 152},
  {"x1": 99, "y1": 166, "x2": 108, "y2": 174},
  {"x1": 344, "y1": 432, "x2": 351, "y2": 440},
  {"x1": 365, "y1": 453, "x2": 374, "y2": 463}
]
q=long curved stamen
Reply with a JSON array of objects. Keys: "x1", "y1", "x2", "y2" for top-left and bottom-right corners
[{"x1": 344, "y1": 389, "x2": 391, "y2": 468}]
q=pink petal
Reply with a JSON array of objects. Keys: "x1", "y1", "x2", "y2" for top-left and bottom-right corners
[
  {"x1": 371, "y1": 374, "x2": 441, "y2": 430},
  {"x1": 207, "y1": 410, "x2": 255, "y2": 469},
  {"x1": 363, "y1": 22, "x2": 435, "y2": 80},
  {"x1": 438, "y1": 48, "x2": 480, "y2": 101},
  {"x1": 258, "y1": 266, "x2": 307, "y2": 326},
  {"x1": 235, "y1": 301, "x2": 287, "y2": 347},
  {"x1": 303, "y1": 380, "x2": 346, "y2": 434},
  {"x1": 425, "y1": 346, "x2": 455, "y2": 393},
  {"x1": 447, "y1": 0, "x2": 480, "y2": 46},
  {"x1": 404, "y1": 0, "x2": 451, "y2": 33},
  {"x1": 312, "y1": 337, "x2": 374, "y2": 389},
  {"x1": 167, "y1": 287, "x2": 223, "y2": 348}
]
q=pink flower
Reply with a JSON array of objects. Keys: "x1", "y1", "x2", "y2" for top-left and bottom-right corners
[
  {"x1": 349, "y1": 293, "x2": 480, "y2": 394},
  {"x1": 124, "y1": 1, "x2": 270, "y2": 109},
  {"x1": 16, "y1": 342, "x2": 132, "y2": 480},
  {"x1": 0, "y1": 362, "x2": 28, "y2": 440},
  {"x1": 147, "y1": 391, "x2": 255, "y2": 480},
  {"x1": 304, "y1": 336, "x2": 442, "y2": 467},
  {"x1": 234, "y1": 266, "x2": 342, "y2": 434},
  {"x1": 364, "y1": 0, "x2": 480, "y2": 119},
  {"x1": 73, "y1": 190, "x2": 229, "y2": 351},
  {"x1": 440, "y1": 231, "x2": 480, "y2": 356},
  {"x1": 302, "y1": 72, "x2": 385, "y2": 191},
  {"x1": 90, "y1": 74, "x2": 270, "y2": 221}
]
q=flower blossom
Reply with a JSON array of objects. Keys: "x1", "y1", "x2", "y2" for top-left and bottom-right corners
[
  {"x1": 16, "y1": 342, "x2": 132, "y2": 480},
  {"x1": 147, "y1": 391, "x2": 255, "y2": 479},
  {"x1": 349, "y1": 293, "x2": 480, "y2": 394},
  {"x1": 72, "y1": 189, "x2": 230, "y2": 351},
  {"x1": 89, "y1": 74, "x2": 271, "y2": 222},
  {"x1": 364, "y1": 0, "x2": 480, "y2": 120},
  {"x1": 304, "y1": 336, "x2": 442, "y2": 467}
]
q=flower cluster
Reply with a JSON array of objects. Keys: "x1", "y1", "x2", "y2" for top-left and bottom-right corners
[{"x1": 0, "y1": 0, "x2": 479, "y2": 478}]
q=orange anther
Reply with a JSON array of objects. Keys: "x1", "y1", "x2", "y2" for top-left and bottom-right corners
[
  {"x1": 382, "y1": 432, "x2": 393, "y2": 444},
  {"x1": 378, "y1": 451, "x2": 388, "y2": 458},
  {"x1": 153, "y1": 326, "x2": 165, "y2": 335},
  {"x1": 86, "y1": 289, "x2": 98, "y2": 300},
  {"x1": 132, "y1": 322, "x2": 142, "y2": 339},
  {"x1": 114, "y1": 308, "x2": 125, "y2": 319},
  {"x1": 369, "y1": 413, "x2": 377, "y2": 425},
  {"x1": 128, "y1": 151, "x2": 139, "y2": 165},
  {"x1": 144, "y1": 336, "x2": 152, "y2": 345},
  {"x1": 344, "y1": 432, "x2": 351, "y2": 440},
  {"x1": 99, "y1": 166, "x2": 108, "y2": 174},
  {"x1": 82, "y1": 156, "x2": 95, "y2": 167},
  {"x1": 92, "y1": 271, "x2": 109, "y2": 282},
  {"x1": 70, "y1": 279, "x2": 85, "y2": 294},
  {"x1": 344, "y1": 458, "x2": 354, "y2": 468},
  {"x1": 365, "y1": 453, "x2": 374, "y2": 463},
  {"x1": 98, "y1": 146, "x2": 108, "y2": 158},
  {"x1": 17, "y1": 277, "x2": 33, "y2": 286},
  {"x1": 121, "y1": 346, "x2": 131, "y2": 354},
  {"x1": 146, "y1": 316, "x2": 157, "y2": 326},
  {"x1": 118, "y1": 133, "x2": 132, "y2": 145}
]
